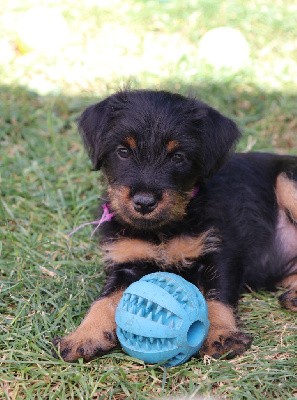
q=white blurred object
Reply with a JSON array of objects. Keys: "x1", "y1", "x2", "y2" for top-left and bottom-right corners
[
  {"x1": 198, "y1": 27, "x2": 250, "y2": 71},
  {"x1": 16, "y1": 7, "x2": 70, "y2": 54},
  {"x1": 0, "y1": 39, "x2": 15, "y2": 63}
]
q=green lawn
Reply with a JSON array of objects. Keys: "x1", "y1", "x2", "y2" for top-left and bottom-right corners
[{"x1": 1, "y1": 1, "x2": 297, "y2": 399}]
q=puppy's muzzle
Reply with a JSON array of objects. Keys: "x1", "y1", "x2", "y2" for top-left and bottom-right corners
[{"x1": 132, "y1": 192, "x2": 158, "y2": 215}]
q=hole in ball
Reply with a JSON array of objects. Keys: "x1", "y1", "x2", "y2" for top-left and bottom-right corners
[{"x1": 187, "y1": 320, "x2": 204, "y2": 347}]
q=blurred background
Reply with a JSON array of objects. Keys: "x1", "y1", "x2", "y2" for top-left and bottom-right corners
[
  {"x1": 1, "y1": 0, "x2": 297, "y2": 152},
  {"x1": 1, "y1": 0, "x2": 297, "y2": 94}
]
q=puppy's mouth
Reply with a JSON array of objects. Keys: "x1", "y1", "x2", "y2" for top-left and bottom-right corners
[{"x1": 107, "y1": 185, "x2": 191, "y2": 230}]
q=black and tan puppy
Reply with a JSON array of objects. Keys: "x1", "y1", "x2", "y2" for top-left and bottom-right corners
[{"x1": 54, "y1": 90, "x2": 297, "y2": 362}]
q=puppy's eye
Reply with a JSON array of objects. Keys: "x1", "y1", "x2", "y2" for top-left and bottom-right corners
[
  {"x1": 116, "y1": 146, "x2": 130, "y2": 159},
  {"x1": 171, "y1": 152, "x2": 186, "y2": 164}
]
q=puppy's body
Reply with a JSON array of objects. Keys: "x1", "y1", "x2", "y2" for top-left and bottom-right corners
[
  {"x1": 54, "y1": 90, "x2": 297, "y2": 362},
  {"x1": 102, "y1": 152, "x2": 297, "y2": 295},
  {"x1": 196, "y1": 152, "x2": 297, "y2": 293}
]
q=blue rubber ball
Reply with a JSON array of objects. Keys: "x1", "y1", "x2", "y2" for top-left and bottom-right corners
[{"x1": 115, "y1": 272, "x2": 209, "y2": 367}]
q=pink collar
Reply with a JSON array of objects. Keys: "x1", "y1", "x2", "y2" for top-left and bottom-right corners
[
  {"x1": 68, "y1": 203, "x2": 114, "y2": 237},
  {"x1": 68, "y1": 185, "x2": 199, "y2": 237},
  {"x1": 190, "y1": 185, "x2": 199, "y2": 199}
]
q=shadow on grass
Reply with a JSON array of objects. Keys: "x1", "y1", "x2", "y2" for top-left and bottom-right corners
[{"x1": 1, "y1": 80, "x2": 296, "y2": 156}]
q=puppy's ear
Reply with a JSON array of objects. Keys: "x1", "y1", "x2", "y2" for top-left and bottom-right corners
[
  {"x1": 78, "y1": 98, "x2": 111, "y2": 170},
  {"x1": 196, "y1": 105, "x2": 241, "y2": 178}
]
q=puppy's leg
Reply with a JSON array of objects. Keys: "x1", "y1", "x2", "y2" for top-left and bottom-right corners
[
  {"x1": 198, "y1": 260, "x2": 252, "y2": 359},
  {"x1": 200, "y1": 300, "x2": 252, "y2": 359},
  {"x1": 53, "y1": 290, "x2": 123, "y2": 362},
  {"x1": 276, "y1": 171, "x2": 297, "y2": 224},
  {"x1": 53, "y1": 265, "x2": 151, "y2": 362},
  {"x1": 278, "y1": 274, "x2": 297, "y2": 312},
  {"x1": 275, "y1": 172, "x2": 297, "y2": 312}
]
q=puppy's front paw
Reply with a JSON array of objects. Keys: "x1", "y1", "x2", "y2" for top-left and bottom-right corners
[
  {"x1": 279, "y1": 289, "x2": 297, "y2": 312},
  {"x1": 52, "y1": 328, "x2": 118, "y2": 362},
  {"x1": 52, "y1": 291, "x2": 123, "y2": 362},
  {"x1": 200, "y1": 300, "x2": 252, "y2": 359},
  {"x1": 200, "y1": 329, "x2": 252, "y2": 359}
]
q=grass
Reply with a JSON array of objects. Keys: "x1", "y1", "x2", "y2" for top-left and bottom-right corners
[{"x1": 1, "y1": 0, "x2": 297, "y2": 399}]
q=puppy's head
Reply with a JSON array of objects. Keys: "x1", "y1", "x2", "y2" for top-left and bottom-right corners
[{"x1": 78, "y1": 90, "x2": 240, "y2": 230}]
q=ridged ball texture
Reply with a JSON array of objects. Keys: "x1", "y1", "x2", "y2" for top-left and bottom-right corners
[{"x1": 115, "y1": 272, "x2": 209, "y2": 366}]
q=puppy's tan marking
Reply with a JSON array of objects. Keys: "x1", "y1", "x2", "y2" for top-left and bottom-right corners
[
  {"x1": 168, "y1": 195, "x2": 188, "y2": 220},
  {"x1": 125, "y1": 136, "x2": 137, "y2": 150},
  {"x1": 166, "y1": 140, "x2": 179, "y2": 152},
  {"x1": 200, "y1": 300, "x2": 252, "y2": 359},
  {"x1": 108, "y1": 185, "x2": 130, "y2": 205},
  {"x1": 54, "y1": 290, "x2": 123, "y2": 362},
  {"x1": 276, "y1": 173, "x2": 297, "y2": 221},
  {"x1": 207, "y1": 300, "x2": 237, "y2": 330},
  {"x1": 107, "y1": 185, "x2": 133, "y2": 225},
  {"x1": 164, "y1": 232, "x2": 218, "y2": 265},
  {"x1": 279, "y1": 274, "x2": 297, "y2": 289},
  {"x1": 103, "y1": 231, "x2": 219, "y2": 268},
  {"x1": 276, "y1": 209, "x2": 297, "y2": 263},
  {"x1": 275, "y1": 174, "x2": 297, "y2": 312},
  {"x1": 103, "y1": 238, "x2": 157, "y2": 264},
  {"x1": 160, "y1": 190, "x2": 190, "y2": 221},
  {"x1": 278, "y1": 274, "x2": 297, "y2": 312}
]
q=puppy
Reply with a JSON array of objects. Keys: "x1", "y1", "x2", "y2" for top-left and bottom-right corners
[{"x1": 54, "y1": 90, "x2": 297, "y2": 362}]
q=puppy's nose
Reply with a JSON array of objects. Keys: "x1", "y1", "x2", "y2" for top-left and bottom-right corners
[{"x1": 132, "y1": 193, "x2": 158, "y2": 215}]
